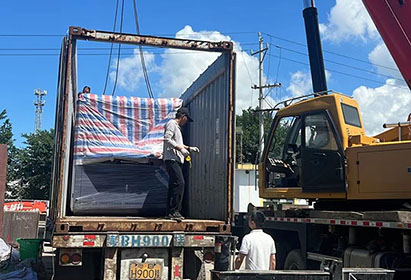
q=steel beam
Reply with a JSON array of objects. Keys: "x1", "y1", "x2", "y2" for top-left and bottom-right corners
[{"x1": 69, "y1": 26, "x2": 233, "y2": 53}]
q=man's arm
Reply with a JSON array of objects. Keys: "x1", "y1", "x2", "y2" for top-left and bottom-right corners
[
  {"x1": 270, "y1": 254, "x2": 276, "y2": 270},
  {"x1": 234, "y1": 253, "x2": 246, "y2": 270},
  {"x1": 164, "y1": 122, "x2": 180, "y2": 149}
]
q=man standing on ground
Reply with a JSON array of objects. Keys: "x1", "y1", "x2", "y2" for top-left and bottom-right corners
[
  {"x1": 235, "y1": 211, "x2": 276, "y2": 270},
  {"x1": 163, "y1": 107, "x2": 199, "y2": 219}
]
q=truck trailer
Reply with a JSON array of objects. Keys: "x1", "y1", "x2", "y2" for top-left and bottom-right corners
[{"x1": 49, "y1": 27, "x2": 236, "y2": 280}]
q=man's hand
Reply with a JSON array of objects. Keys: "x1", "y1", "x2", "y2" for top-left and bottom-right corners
[
  {"x1": 189, "y1": 146, "x2": 200, "y2": 153},
  {"x1": 181, "y1": 148, "x2": 190, "y2": 157}
]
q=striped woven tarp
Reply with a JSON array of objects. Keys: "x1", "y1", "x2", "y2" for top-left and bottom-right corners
[{"x1": 74, "y1": 94, "x2": 183, "y2": 165}]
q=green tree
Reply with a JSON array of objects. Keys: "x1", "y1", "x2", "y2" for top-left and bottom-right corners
[
  {"x1": 0, "y1": 110, "x2": 19, "y2": 186},
  {"x1": 15, "y1": 129, "x2": 54, "y2": 200},
  {"x1": 236, "y1": 108, "x2": 273, "y2": 164},
  {"x1": 0, "y1": 110, "x2": 13, "y2": 146}
]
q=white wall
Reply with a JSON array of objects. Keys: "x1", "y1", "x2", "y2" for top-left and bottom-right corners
[{"x1": 234, "y1": 167, "x2": 262, "y2": 213}]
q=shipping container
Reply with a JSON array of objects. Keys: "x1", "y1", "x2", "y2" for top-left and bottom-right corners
[{"x1": 49, "y1": 27, "x2": 235, "y2": 280}]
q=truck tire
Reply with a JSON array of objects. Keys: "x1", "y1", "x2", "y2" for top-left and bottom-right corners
[{"x1": 284, "y1": 249, "x2": 306, "y2": 270}]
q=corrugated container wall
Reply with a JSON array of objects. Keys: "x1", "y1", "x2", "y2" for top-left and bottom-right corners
[{"x1": 181, "y1": 53, "x2": 236, "y2": 222}]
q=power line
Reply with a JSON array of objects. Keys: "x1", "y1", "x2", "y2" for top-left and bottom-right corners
[
  {"x1": 262, "y1": 32, "x2": 399, "y2": 72},
  {"x1": 1, "y1": 41, "x2": 401, "y2": 82},
  {"x1": 1, "y1": 31, "x2": 406, "y2": 89},
  {"x1": 0, "y1": 50, "x2": 255, "y2": 56},
  {"x1": 240, "y1": 51, "x2": 254, "y2": 85},
  {"x1": 0, "y1": 34, "x2": 63, "y2": 37},
  {"x1": 269, "y1": 43, "x2": 403, "y2": 82},
  {"x1": 266, "y1": 53, "x2": 409, "y2": 90},
  {"x1": 0, "y1": 49, "x2": 406, "y2": 89},
  {"x1": 0, "y1": 29, "x2": 400, "y2": 72},
  {"x1": 0, "y1": 43, "x2": 258, "y2": 51}
]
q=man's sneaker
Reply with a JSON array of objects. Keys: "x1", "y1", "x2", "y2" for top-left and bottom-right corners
[{"x1": 168, "y1": 212, "x2": 184, "y2": 219}]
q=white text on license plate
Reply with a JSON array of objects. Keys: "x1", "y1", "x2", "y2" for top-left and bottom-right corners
[{"x1": 106, "y1": 234, "x2": 172, "y2": 247}]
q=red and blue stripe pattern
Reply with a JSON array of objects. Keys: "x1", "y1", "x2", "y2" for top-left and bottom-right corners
[{"x1": 74, "y1": 94, "x2": 182, "y2": 165}]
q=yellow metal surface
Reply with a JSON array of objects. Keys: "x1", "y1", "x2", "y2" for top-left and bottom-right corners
[
  {"x1": 346, "y1": 141, "x2": 411, "y2": 200},
  {"x1": 258, "y1": 162, "x2": 346, "y2": 200},
  {"x1": 375, "y1": 126, "x2": 411, "y2": 142},
  {"x1": 348, "y1": 135, "x2": 379, "y2": 146}
]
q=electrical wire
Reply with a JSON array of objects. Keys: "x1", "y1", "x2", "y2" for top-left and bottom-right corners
[
  {"x1": 133, "y1": 0, "x2": 154, "y2": 99},
  {"x1": 266, "y1": 36, "x2": 272, "y2": 80},
  {"x1": 2, "y1": 50, "x2": 406, "y2": 90},
  {"x1": 112, "y1": 0, "x2": 125, "y2": 96},
  {"x1": 269, "y1": 43, "x2": 404, "y2": 82},
  {"x1": 102, "y1": 0, "x2": 120, "y2": 95},
  {"x1": 0, "y1": 30, "x2": 401, "y2": 72},
  {"x1": 241, "y1": 51, "x2": 254, "y2": 85},
  {"x1": 0, "y1": 43, "x2": 257, "y2": 51},
  {"x1": 1, "y1": 41, "x2": 401, "y2": 82},
  {"x1": 266, "y1": 53, "x2": 409, "y2": 90},
  {"x1": 274, "y1": 47, "x2": 283, "y2": 97},
  {"x1": 1, "y1": 28, "x2": 406, "y2": 90},
  {"x1": 0, "y1": 34, "x2": 63, "y2": 37},
  {"x1": 0, "y1": 51, "x2": 251, "y2": 56},
  {"x1": 240, "y1": 51, "x2": 255, "y2": 108},
  {"x1": 262, "y1": 32, "x2": 399, "y2": 72}
]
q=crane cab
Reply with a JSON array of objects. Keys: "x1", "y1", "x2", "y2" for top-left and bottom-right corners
[{"x1": 259, "y1": 93, "x2": 370, "y2": 200}]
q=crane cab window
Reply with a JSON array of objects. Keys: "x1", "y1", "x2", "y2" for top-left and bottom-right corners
[
  {"x1": 268, "y1": 116, "x2": 300, "y2": 159},
  {"x1": 266, "y1": 116, "x2": 302, "y2": 188},
  {"x1": 304, "y1": 114, "x2": 338, "y2": 150},
  {"x1": 341, "y1": 103, "x2": 361, "y2": 128}
]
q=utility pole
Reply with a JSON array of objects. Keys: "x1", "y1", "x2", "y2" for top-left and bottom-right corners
[
  {"x1": 251, "y1": 33, "x2": 281, "y2": 161},
  {"x1": 34, "y1": 89, "x2": 47, "y2": 133}
]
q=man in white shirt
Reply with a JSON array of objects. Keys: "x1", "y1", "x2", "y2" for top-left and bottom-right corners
[
  {"x1": 163, "y1": 107, "x2": 199, "y2": 219},
  {"x1": 235, "y1": 211, "x2": 276, "y2": 270}
]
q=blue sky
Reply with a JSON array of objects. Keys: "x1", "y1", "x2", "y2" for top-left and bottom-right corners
[{"x1": 1, "y1": 0, "x2": 409, "y2": 146}]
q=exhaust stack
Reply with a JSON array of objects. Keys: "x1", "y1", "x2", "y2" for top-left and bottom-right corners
[{"x1": 303, "y1": 0, "x2": 328, "y2": 95}]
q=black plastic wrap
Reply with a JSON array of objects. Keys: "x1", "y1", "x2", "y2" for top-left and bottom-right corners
[{"x1": 71, "y1": 162, "x2": 168, "y2": 216}]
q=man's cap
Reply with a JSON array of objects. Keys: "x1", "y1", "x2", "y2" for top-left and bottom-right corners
[{"x1": 177, "y1": 107, "x2": 193, "y2": 122}]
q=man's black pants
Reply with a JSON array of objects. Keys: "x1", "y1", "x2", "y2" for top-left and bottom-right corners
[{"x1": 165, "y1": 160, "x2": 185, "y2": 214}]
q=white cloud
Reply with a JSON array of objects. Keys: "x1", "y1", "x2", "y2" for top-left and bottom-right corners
[
  {"x1": 111, "y1": 25, "x2": 264, "y2": 115},
  {"x1": 318, "y1": 0, "x2": 409, "y2": 137},
  {"x1": 319, "y1": 0, "x2": 378, "y2": 43},
  {"x1": 286, "y1": 70, "x2": 331, "y2": 97},
  {"x1": 287, "y1": 71, "x2": 312, "y2": 97},
  {"x1": 353, "y1": 79, "x2": 411, "y2": 136},
  {"x1": 110, "y1": 49, "x2": 156, "y2": 91},
  {"x1": 158, "y1": 26, "x2": 223, "y2": 97},
  {"x1": 368, "y1": 42, "x2": 403, "y2": 81},
  {"x1": 157, "y1": 25, "x2": 263, "y2": 114}
]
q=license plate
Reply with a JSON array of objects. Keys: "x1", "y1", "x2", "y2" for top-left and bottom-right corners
[
  {"x1": 129, "y1": 263, "x2": 162, "y2": 280},
  {"x1": 107, "y1": 234, "x2": 172, "y2": 247}
]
